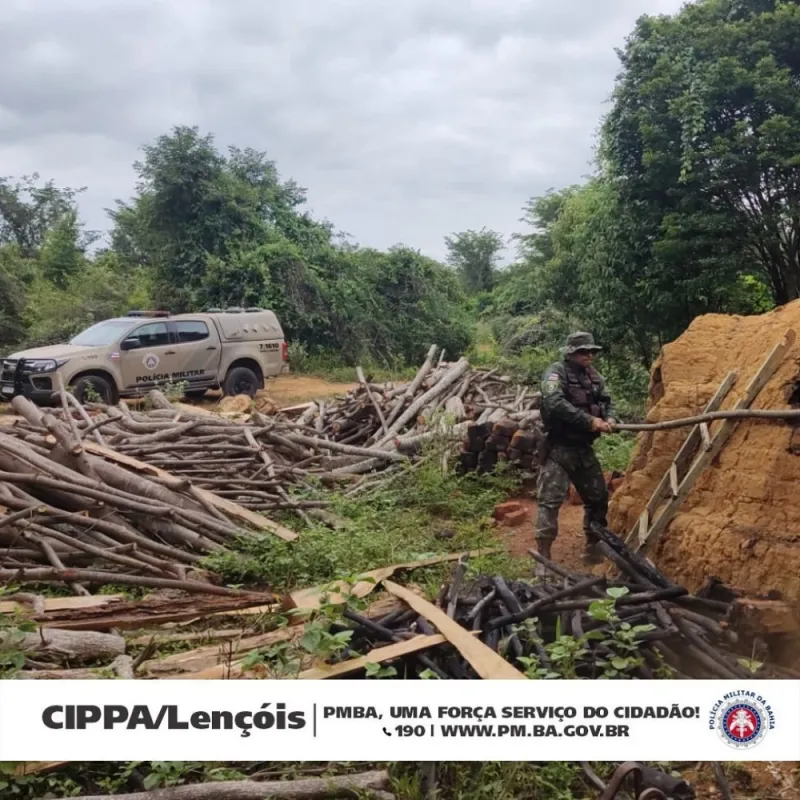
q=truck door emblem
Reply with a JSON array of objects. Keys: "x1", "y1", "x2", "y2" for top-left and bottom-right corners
[{"x1": 143, "y1": 353, "x2": 159, "y2": 370}]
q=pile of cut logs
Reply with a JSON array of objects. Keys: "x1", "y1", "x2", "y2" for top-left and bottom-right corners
[
  {"x1": 278, "y1": 345, "x2": 542, "y2": 479},
  {"x1": 0, "y1": 346, "x2": 543, "y2": 594},
  {"x1": 455, "y1": 416, "x2": 542, "y2": 476},
  {"x1": 0, "y1": 391, "x2": 297, "y2": 597}
]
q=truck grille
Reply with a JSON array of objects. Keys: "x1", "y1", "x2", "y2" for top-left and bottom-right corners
[{"x1": 0, "y1": 359, "x2": 18, "y2": 383}]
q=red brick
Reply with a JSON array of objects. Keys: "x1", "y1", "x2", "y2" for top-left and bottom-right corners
[
  {"x1": 493, "y1": 501, "x2": 524, "y2": 520},
  {"x1": 502, "y1": 508, "x2": 528, "y2": 527}
]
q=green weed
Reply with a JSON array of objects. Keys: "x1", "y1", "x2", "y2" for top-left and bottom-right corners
[
  {"x1": 287, "y1": 347, "x2": 418, "y2": 384},
  {"x1": 594, "y1": 432, "x2": 636, "y2": 473},
  {"x1": 202, "y1": 453, "x2": 522, "y2": 592}
]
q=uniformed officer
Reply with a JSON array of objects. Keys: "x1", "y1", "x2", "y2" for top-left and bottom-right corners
[{"x1": 534, "y1": 331, "x2": 617, "y2": 575}]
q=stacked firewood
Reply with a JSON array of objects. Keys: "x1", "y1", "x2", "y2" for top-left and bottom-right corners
[
  {"x1": 455, "y1": 416, "x2": 543, "y2": 476},
  {"x1": 0, "y1": 346, "x2": 546, "y2": 594},
  {"x1": 0, "y1": 393, "x2": 299, "y2": 596},
  {"x1": 1, "y1": 345, "x2": 543, "y2": 520},
  {"x1": 277, "y1": 345, "x2": 542, "y2": 465}
]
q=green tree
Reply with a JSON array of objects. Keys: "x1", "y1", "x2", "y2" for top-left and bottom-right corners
[
  {"x1": 444, "y1": 227, "x2": 504, "y2": 293},
  {"x1": 38, "y1": 209, "x2": 84, "y2": 288},
  {"x1": 107, "y1": 125, "x2": 471, "y2": 368},
  {"x1": 603, "y1": 0, "x2": 800, "y2": 305},
  {"x1": 0, "y1": 246, "x2": 28, "y2": 350},
  {"x1": 0, "y1": 174, "x2": 86, "y2": 258}
]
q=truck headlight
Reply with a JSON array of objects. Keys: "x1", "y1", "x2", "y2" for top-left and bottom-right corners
[{"x1": 23, "y1": 359, "x2": 67, "y2": 373}]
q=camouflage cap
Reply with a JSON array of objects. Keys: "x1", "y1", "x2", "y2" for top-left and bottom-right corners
[{"x1": 562, "y1": 331, "x2": 602, "y2": 355}]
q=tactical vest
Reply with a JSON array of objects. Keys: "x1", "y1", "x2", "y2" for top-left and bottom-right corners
[
  {"x1": 542, "y1": 361, "x2": 605, "y2": 447},
  {"x1": 564, "y1": 362, "x2": 604, "y2": 419}
]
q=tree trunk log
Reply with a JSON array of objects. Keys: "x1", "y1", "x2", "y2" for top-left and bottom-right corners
[
  {"x1": 13, "y1": 627, "x2": 126, "y2": 662},
  {"x1": 613, "y1": 408, "x2": 800, "y2": 432},
  {"x1": 73, "y1": 770, "x2": 391, "y2": 800}
]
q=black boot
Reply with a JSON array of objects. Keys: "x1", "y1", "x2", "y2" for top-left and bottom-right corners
[{"x1": 582, "y1": 536, "x2": 603, "y2": 566}]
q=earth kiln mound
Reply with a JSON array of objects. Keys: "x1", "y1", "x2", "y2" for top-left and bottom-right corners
[{"x1": 608, "y1": 300, "x2": 800, "y2": 605}]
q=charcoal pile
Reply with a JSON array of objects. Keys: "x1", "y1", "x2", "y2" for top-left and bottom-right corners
[{"x1": 312, "y1": 525, "x2": 786, "y2": 682}]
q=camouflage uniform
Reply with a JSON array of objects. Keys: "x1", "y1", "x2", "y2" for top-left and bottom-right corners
[{"x1": 535, "y1": 332, "x2": 616, "y2": 567}]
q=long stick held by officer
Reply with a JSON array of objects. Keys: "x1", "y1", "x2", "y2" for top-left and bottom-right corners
[{"x1": 534, "y1": 331, "x2": 617, "y2": 578}]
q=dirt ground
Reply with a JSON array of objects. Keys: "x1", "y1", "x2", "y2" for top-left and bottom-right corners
[
  {"x1": 265, "y1": 374, "x2": 357, "y2": 406},
  {"x1": 494, "y1": 495, "x2": 590, "y2": 574},
  {"x1": 193, "y1": 374, "x2": 357, "y2": 409},
  {"x1": 0, "y1": 373, "x2": 358, "y2": 418}
]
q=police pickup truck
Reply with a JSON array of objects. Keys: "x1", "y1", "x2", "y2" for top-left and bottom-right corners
[{"x1": 0, "y1": 308, "x2": 288, "y2": 405}]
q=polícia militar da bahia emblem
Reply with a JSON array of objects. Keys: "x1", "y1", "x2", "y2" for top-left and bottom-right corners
[{"x1": 713, "y1": 694, "x2": 772, "y2": 750}]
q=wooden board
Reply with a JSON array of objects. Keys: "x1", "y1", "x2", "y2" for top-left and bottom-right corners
[
  {"x1": 14, "y1": 762, "x2": 71, "y2": 777},
  {"x1": 283, "y1": 548, "x2": 501, "y2": 611},
  {"x1": 28, "y1": 594, "x2": 277, "y2": 632},
  {"x1": 82, "y1": 441, "x2": 298, "y2": 541},
  {"x1": 383, "y1": 580, "x2": 527, "y2": 680},
  {"x1": 297, "y1": 632, "x2": 479, "y2": 680},
  {"x1": 202, "y1": 549, "x2": 499, "y2": 623},
  {"x1": 168, "y1": 594, "x2": 412, "y2": 679}
]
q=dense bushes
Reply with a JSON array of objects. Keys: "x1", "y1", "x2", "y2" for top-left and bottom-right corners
[{"x1": 0, "y1": 130, "x2": 471, "y2": 370}]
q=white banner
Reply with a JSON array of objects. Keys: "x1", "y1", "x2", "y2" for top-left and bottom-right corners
[{"x1": 0, "y1": 679, "x2": 797, "y2": 761}]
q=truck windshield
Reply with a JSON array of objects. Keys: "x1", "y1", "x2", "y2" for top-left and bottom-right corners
[{"x1": 69, "y1": 319, "x2": 137, "y2": 347}]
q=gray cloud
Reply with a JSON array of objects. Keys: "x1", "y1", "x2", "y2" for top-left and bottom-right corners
[{"x1": 0, "y1": 0, "x2": 688, "y2": 262}]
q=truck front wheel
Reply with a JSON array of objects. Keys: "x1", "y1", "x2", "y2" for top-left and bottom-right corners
[
  {"x1": 71, "y1": 375, "x2": 118, "y2": 406},
  {"x1": 223, "y1": 366, "x2": 260, "y2": 398}
]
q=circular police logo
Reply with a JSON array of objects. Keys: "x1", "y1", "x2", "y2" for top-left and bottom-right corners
[
  {"x1": 143, "y1": 353, "x2": 159, "y2": 370},
  {"x1": 716, "y1": 698, "x2": 767, "y2": 749}
]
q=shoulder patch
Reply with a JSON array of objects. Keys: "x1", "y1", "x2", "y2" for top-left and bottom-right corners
[{"x1": 542, "y1": 376, "x2": 561, "y2": 395}]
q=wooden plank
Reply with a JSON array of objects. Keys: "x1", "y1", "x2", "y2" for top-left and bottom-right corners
[
  {"x1": 297, "y1": 632, "x2": 480, "y2": 680},
  {"x1": 281, "y1": 548, "x2": 501, "y2": 612},
  {"x1": 699, "y1": 422, "x2": 711, "y2": 449},
  {"x1": 144, "y1": 627, "x2": 303, "y2": 676},
  {"x1": 14, "y1": 762, "x2": 71, "y2": 777},
  {"x1": 383, "y1": 580, "x2": 527, "y2": 680},
  {"x1": 82, "y1": 441, "x2": 298, "y2": 541},
  {"x1": 637, "y1": 511, "x2": 649, "y2": 546},
  {"x1": 638, "y1": 331, "x2": 795, "y2": 553},
  {"x1": 170, "y1": 595, "x2": 414, "y2": 679},
  {"x1": 29, "y1": 595, "x2": 277, "y2": 632},
  {"x1": 625, "y1": 371, "x2": 737, "y2": 545},
  {"x1": 198, "y1": 551, "x2": 489, "y2": 629},
  {"x1": 669, "y1": 463, "x2": 679, "y2": 497}
]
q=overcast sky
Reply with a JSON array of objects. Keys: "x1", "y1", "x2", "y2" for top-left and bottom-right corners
[{"x1": 0, "y1": 0, "x2": 688, "y2": 263}]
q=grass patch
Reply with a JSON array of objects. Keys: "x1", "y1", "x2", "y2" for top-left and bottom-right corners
[
  {"x1": 594, "y1": 432, "x2": 637, "y2": 473},
  {"x1": 286, "y1": 345, "x2": 418, "y2": 384},
  {"x1": 201, "y1": 448, "x2": 524, "y2": 594}
]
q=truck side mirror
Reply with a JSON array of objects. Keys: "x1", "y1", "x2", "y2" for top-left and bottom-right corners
[{"x1": 120, "y1": 337, "x2": 139, "y2": 351}]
